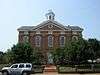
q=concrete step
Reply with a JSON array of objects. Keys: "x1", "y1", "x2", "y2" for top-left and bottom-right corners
[{"x1": 44, "y1": 65, "x2": 57, "y2": 72}]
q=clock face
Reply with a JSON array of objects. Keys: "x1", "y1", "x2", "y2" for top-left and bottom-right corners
[{"x1": 48, "y1": 24, "x2": 53, "y2": 28}]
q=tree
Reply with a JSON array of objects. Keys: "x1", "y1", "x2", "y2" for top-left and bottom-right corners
[
  {"x1": 53, "y1": 38, "x2": 100, "y2": 65},
  {"x1": 87, "y1": 38, "x2": 100, "y2": 62},
  {"x1": 11, "y1": 43, "x2": 33, "y2": 63},
  {"x1": 2, "y1": 49, "x2": 13, "y2": 64},
  {"x1": 0, "y1": 51, "x2": 4, "y2": 64},
  {"x1": 32, "y1": 51, "x2": 45, "y2": 65},
  {"x1": 53, "y1": 48, "x2": 66, "y2": 65},
  {"x1": 52, "y1": 38, "x2": 89, "y2": 65},
  {"x1": 69, "y1": 38, "x2": 89, "y2": 64}
]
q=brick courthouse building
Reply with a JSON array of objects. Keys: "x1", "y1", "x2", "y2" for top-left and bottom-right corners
[{"x1": 18, "y1": 10, "x2": 83, "y2": 64}]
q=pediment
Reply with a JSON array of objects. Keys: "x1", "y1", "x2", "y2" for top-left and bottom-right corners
[{"x1": 32, "y1": 20, "x2": 70, "y2": 31}]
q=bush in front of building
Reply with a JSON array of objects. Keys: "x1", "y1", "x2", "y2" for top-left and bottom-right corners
[{"x1": 53, "y1": 38, "x2": 100, "y2": 73}]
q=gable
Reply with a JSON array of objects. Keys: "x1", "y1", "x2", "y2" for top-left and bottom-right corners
[{"x1": 32, "y1": 20, "x2": 70, "y2": 31}]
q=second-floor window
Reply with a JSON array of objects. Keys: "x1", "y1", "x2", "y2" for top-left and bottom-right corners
[
  {"x1": 23, "y1": 36, "x2": 29, "y2": 43},
  {"x1": 48, "y1": 35, "x2": 53, "y2": 47},
  {"x1": 60, "y1": 36, "x2": 65, "y2": 47},
  {"x1": 35, "y1": 36, "x2": 41, "y2": 47}
]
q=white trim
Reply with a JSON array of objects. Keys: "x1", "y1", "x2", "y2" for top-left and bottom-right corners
[
  {"x1": 34, "y1": 23, "x2": 66, "y2": 31},
  {"x1": 18, "y1": 29, "x2": 82, "y2": 32},
  {"x1": 48, "y1": 24, "x2": 53, "y2": 28},
  {"x1": 48, "y1": 31, "x2": 52, "y2": 34},
  {"x1": 60, "y1": 31, "x2": 65, "y2": 34},
  {"x1": 72, "y1": 36, "x2": 78, "y2": 40},
  {"x1": 72, "y1": 31, "x2": 77, "y2": 35},
  {"x1": 31, "y1": 20, "x2": 70, "y2": 31},
  {"x1": 18, "y1": 29, "x2": 72, "y2": 32},
  {"x1": 36, "y1": 31, "x2": 41, "y2": 34},
  {"x1": 24, "y1": 31, "x2": 29, "y2": 35},
  {"x1": 72, "y1": 30, "x2": 83, "y2": 31}
]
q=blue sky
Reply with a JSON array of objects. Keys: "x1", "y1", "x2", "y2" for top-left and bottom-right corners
[{"x1": 0, "y1": 0, "x2": 100, "y2": 52}]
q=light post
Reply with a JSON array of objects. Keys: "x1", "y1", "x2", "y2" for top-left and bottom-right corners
[{"x1": 88, "y1": 59, "x2": 96, "y2": 71}]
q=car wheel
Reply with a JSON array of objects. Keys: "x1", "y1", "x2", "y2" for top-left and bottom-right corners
[
  {"x1": 22, "y1": 72, "x2": 29, "y2": 75},
  {"x1": 2, "y1": 71, "x2": 9, "y2": 75}
]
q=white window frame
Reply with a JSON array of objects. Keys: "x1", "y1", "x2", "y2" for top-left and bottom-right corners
[
  {"x1": 35, "y1": 36, "x2": 41, "y2": 47},
  {"x1": 48, "y1": 35, "x2": 53, "y2": 47},
  {"x1": 72, "y1": 36, "x2": 78, "y2": 41},
  {"x1": 48, "y1": 31, "x2": 52, "y2": 34},
  {"x1": 24, "y1": 31, "x2": 29, "y2": 35},
  {"x1": 36, "y1": 31, "x2": 41, "y2": 34},
  {"x1": 23, "y1": 36, "x2": 29, "y2": 42},
  {"x1": 72, "y1": 31, "x2": 77, "y2": 35},
  {"x1": 60, "y1": 36, "x2": 65, "y2": 47}
]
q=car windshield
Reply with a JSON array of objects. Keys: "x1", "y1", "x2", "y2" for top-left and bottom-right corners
[{"x1": 11, "y1": 64, "x2": 18, "y2": 68}]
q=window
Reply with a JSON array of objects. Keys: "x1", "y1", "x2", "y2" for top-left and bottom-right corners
[
  {"x1": 35, "y1": 36, "x2": 41, "y2": 47},
  {"x1": 19, "y1": 64, "x2": 24, "y2": 68},
  {"x1": 36, "y1": 31, "x2": 40, "y2": 34},
  {"x1": 48, "y1": 31, "x2": 52, "y2": 34},
  {"x1": 48, "y1": 35, "x2": 53, "y2": 47},
  {"x1": 24, "y1": 31, "x2": 28, "y2": 35},
  {"x1": 49, "y1": 15, "x2": 51, "y2": 20},
  {"x1": 11, "y1": 64, "x2": 18, "y2": 68},
  {"x1": 72, "y1": 36, "x2": 78, "y2": 41},
  {"x1": 48, "y1": 25, "x2": 53, "y2": 28},
  {"x1": 60, "y1": 36, "x2": 65, "y2": 47},
  {"x1": 23, "y1": 36, "x2": 29, "y2": 42}
]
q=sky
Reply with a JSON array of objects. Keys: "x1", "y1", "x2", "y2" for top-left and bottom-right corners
[{"x1": 0, "y1": 0, "x2": 100, "y2": 52}]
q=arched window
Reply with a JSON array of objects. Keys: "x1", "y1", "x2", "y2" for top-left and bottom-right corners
[
  {"x1": 60, "y1": 36, "x2": 65, "y2": 47},
  {"x1": 35, "y1": 36, "x2": 41, "y2": 47},
  {"x1": 23, "y1": 36, "x2": 29, "y2": 43},
  {"x1": 48, "y1": 35, "x2": 53, "y2": 47},
  {"x1": 72, "y1": 36, "x2": 78, "y2": 41}
]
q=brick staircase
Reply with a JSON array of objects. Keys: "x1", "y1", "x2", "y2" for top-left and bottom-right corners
[{"x1": 44, "y1": 65, "x2": 57, "y2": 73}]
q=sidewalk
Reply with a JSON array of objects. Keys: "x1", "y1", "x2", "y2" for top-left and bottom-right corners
[{"x1": 31, "y1": 72, "x2": 100, "y2": 75}]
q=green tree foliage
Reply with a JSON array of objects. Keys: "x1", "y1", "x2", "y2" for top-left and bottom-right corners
[
  {"x1": 68, "y1": 38, "x2": 88, "y2": 64},
  {"x1": 53, "y1": 48, "x2": 66, "y2": 65},
  {"x1": 32, "y1": 51, "x2": 45, "y2": 65},
  {"x1": 3, "y1": 49, "x2": 13, "y2": 64},
  {"x1": 87, "y1": 39, "x2": 100, "y2": 61},
  {"x1": 0, "y1": 51, "x2": 4, "y2": 64},
  {"x1": 53, "y1": 38, "x2": 100, "y2": 65},
  {"x1": 11, "y1": 43, "x2": 33, "y2": 63}
]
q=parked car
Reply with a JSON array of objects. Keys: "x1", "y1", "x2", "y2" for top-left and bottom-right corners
[{"x1": 1, "y1": 63, "x2": 32, "y2": 75}]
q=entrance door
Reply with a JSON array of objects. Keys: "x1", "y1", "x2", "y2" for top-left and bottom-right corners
[{"x1": 47, "y1": 52, "x2": 53, "y2": 64}]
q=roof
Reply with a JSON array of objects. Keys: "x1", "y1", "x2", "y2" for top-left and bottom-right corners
[
  {"x1": 65, "y1": 26, "x2": 83, "y2": 31},
  {"x1": 18, "y1": 20, "x2": 83, "y2": 31},
  {"x1": 18, "y1": 26, "x2": 34, "y2": 31}
]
